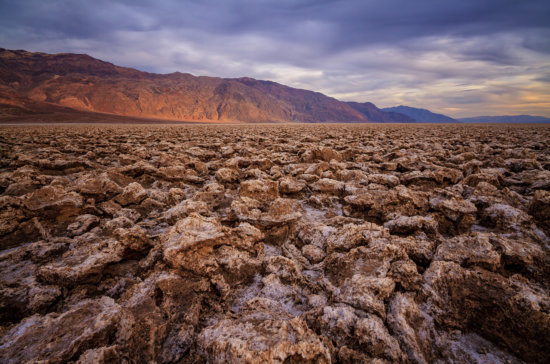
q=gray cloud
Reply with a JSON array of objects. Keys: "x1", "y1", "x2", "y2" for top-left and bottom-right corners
[
  {"x1": 535, "y1": 74, "x2": 550, "y2": 83},
  {"x1": 1, "y1": 0, "x2": 549, "y2": 117}
]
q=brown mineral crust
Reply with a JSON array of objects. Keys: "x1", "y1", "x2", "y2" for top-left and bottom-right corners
[
  {"x1": 0, "y1": 123, "x2": 549, "y2": 363},
  {"x1": 35, "y1": 236, "x2": 126, "y2": 286},
  {"x1": 279, "y1": 176, "x2": 306, "y2": 194},
  {"x1": 433, "y1": 233, "x2": 501, "y2": 271},
  {"x1": 160, "y1": 213, "x2": 225, "y2": 274},
  {"x1": 239, "y1": 178, "x2": 280, "y2": 203},
  {"x1": 0, "y1": 296, "x2": 122, "y2": 363},
  {"x1": 67, "y1": 214, "x2": 100, "y2": 237},
  {"x1": 428, "y1": 190, "x2": 477, "y2": 234},
  {"x1": 421, "y1": 261, "x2": 550, "y2": 363},
  {"x1": 0, "y1": 197, "x2": 26, "y2": 240},
  {"x1": 343, "y1": 186, "x2": 429, "y2": 224},
  {"x1": 23, "y1": 185, "x2": 84, "y2": 212},
  {"x1": 198, "y1": 302, "x2": 333, "y2": 363},
  {"x1": 529, "y1": 190, "x2": 550, "y2": 232},
  {"x1": 0, "y1": 245, "x2": 62, "y2": 324},
  {"x1": 114, "y1": 181, "x2": 148, "y2": 206},
  {"x1": 384, "y1": 215, "x2": 438, "y2": 236},
  {"x1": 75, "y1": 172, "x2": 123, "y2": 198},
  {"x1": 214, "y1": 167, "x2": 241, "y2": 184}
]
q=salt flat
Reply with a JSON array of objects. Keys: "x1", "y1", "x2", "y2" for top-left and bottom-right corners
[{"x1": 0, "y1": 123, "x2": 549, "y2": 363}]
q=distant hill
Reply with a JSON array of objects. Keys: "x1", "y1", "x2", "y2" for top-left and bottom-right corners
[
  {"x1": 382, "y1": 105, "x2": 458, "y2": 123},
  {"x1": 346, "y1": 102, "x2": 415, "y2": 123},
  {"x1": 0, "y1": 48, "x2": 407, "y2": 124},
  {"x1": 458, "y1": 115, "x2": 550, "y2": 123}
]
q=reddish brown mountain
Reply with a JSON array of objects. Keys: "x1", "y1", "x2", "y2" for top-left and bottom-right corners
[{"x1": 0, "y1": 48, "x2": 412, "y2": 123}]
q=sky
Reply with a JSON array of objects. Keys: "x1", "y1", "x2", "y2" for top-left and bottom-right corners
[{"x1": 1, "y1": 0, "x2": 550, "y2": 118}]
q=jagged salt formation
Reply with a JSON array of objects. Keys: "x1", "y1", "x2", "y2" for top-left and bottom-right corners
[{"x1": 0, "y1": 124, "x2": 549, "y2": 363}]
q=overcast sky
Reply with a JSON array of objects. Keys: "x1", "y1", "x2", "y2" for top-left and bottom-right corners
[{"x1": 1, "y1": 0, "x2": 550, "y2": 117}]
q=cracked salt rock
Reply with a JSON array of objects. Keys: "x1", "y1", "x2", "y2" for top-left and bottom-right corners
[
  {"x1": 301, "y1": 244, "x2": 326, "y2": 263},
  {"x1": 529, "y1": 190, "x2": 550, "y2": 231},
  {"x1": 163, "y1": 199, "x2": 209, "y2": 223},
  {"x1": 0, "y1": 297, "x2": 122, "y2": 364},
  {"x1": 192, "y1": 183, "x2": 225, "y2": 209},
  {"x1": 36, "y1": 238, "x2": 125, "y2": 286},
  {"x1": 311, "y1": 178, "x2": 345, "y2": 195},
  {"x1": 279, "y1": 176, "x2": 306, "y2": 194},
  {"x1": 384, "y1": 215, "x2": 438, "y2": 236},
  {"x1": 260, "y1": 198, "x2": 303, "y2": 226},
  {"x1": 23, "y1": 185, "x2": 83, "y2": 211},
  {"x1": 483, "y1": 203, "x2": 530, "y2": 228},
  {"x1": 161, "y1": 213, "x2": 224, "y2": 269},
  {"x1": 429, "y1": 194, "x2": 477, "y2": 221},
  {"x1": 355, "y1": 314, "x2": 406, "y2": 361},
  {"x1": 390, "y1": 260, "x2": 422, "y2": 291},
  {"x1": 434, "y1": 233, "x2": 501, "y2": 271},
  {"x1": 114, "y1": 182, "x2": 147, "y2": 206},
  {"x1": 114, "y1": 225, "x2": 150, "y2": 253},
  {"x1": 368, "y1": 173, "x2": 399, "y2": 187},
  {"x1": 198, "y1": 299, "x2": 332, "y2": 363},
  {"x1": 215, "y1": 167, "x2": 240, "y2": 183},
  {"x1": 337, "y1": 274, "x2": 395, "y2": 318},
  {"x1": 67, "y1": 214, "x2": 100, "y2": 237},
  {"x1": 76, "y1": 173, "x2": 122, "y2": 198},
  {"x1": 239, "y1": 179, "x2": 279, "y2": 203}
]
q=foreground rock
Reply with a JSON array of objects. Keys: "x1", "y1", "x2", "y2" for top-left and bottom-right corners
[
  {"x1": 0, "y1": 123, "x2": 549, "y2": 363},
  {"x1": 0, "y1": 297, "x2": 121, "y2": 363},
  {"x1": 199, "y1": 298, "x2": 332, "y2": 363}
]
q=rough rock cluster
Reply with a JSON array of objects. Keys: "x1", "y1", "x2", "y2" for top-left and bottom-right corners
[{"x1": 0, "y1": 124, "x2": 549, "y2": 363}]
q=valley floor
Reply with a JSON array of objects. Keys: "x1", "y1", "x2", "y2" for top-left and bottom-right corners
[{"x1": 0, "y1": 123, "x2": 549, "y2": 363}]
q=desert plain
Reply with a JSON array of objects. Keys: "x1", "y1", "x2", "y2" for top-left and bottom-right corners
[{"x1": 0, "y1": 123, "x2": 549, "y2": 363}]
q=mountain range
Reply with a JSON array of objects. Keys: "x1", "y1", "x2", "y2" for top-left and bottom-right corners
[
  {"x1": 1, "y1": 48, "x2": 548, "y2": 124},
  {"x1": 382, "y1": 105, "x2": 458, "y2": 123},
  {"x1": 0, "y1": 48, "x2": 412, "y2": 123}
]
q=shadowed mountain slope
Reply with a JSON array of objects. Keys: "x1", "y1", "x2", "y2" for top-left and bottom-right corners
[
  {"x1": 346, "y1": 101, "x2": 415, "y2": 122},
  {"x1": 383, "y1": 105, "x2": 458, "y2": 123}
]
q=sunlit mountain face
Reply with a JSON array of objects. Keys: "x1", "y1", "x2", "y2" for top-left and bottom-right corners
[
  {"x1": 1, "y1": 0, "x2": 549, "y2": 118},
  {"x1": 0, "y1": 48, "x2": 416, "y2": 123}
]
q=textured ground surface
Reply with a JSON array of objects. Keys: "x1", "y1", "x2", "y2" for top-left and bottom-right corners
[{"x1": 0, "y1": 123, "x2": 549, "y2": 363}]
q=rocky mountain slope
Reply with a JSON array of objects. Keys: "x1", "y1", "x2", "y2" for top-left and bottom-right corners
[
  {"x1": 0, "y1": 48, "x2": 411, "y2": 123},
  {"x1": 346, "y1": 101, "x2": 416, "y2": 123},
  {"x1": 383, "y1": 105, "x2": 458, "y2": 123}
]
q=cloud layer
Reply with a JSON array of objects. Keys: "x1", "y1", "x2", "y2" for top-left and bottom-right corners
[{"x1": 1, "y1": 0, "x2": 549, "y2": 117}]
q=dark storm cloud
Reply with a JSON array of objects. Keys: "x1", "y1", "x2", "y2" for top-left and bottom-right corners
[
  {"x1": 2, "y1": 0, "x2": 549, "y2": 56},
  {"x1": 1, "y1": 0, "x2": 549, "y2": 117}
]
